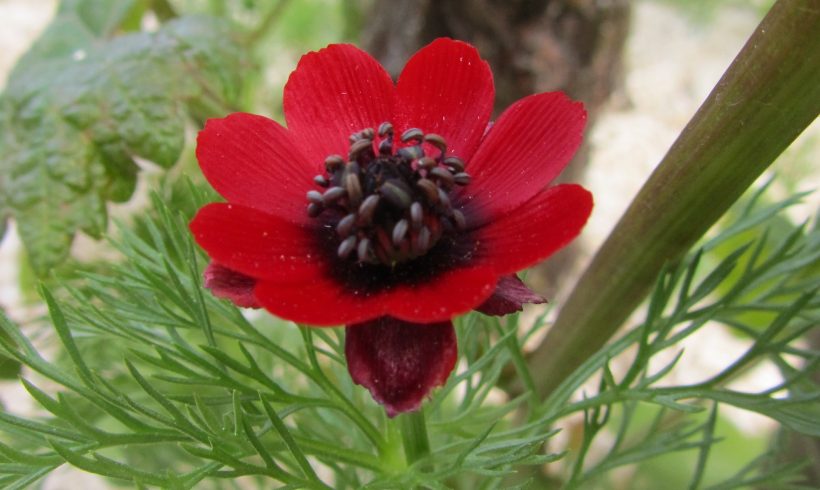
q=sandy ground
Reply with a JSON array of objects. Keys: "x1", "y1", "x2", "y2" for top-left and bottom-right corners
[{"x1": 0, "y1": 1, "x2": 816, "y2": 488}]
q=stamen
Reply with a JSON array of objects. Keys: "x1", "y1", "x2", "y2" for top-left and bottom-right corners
[
  {"x1": 400, "y1": 128, "x2": 423, "y2": 143},
  {"x1": 378, "y1": 139, "x2": 393, "y2": 155},
  {"x1": 397, "y1": 145, "x2": 424, "y2": 161},
  {"x1": 437, "y1": 189, "x2": 451, "y2": 212},
  {"x1": 348, "y1": 139, "x2": 372, "y2": 161},
  {"x1": 429, "y1": 167, "x2": 455, "y2": 188},
  {"x1": 452, "y1": 209, "x2": 467, "y2": 230},
  {"x1": 381, "y1": 180, "x2": 412, "y2": 209},
  {"x1": 357, "y1": 237, "x2": 372, "y2": 262},
  {"x1": 392, "y1": 219, "x2": 409, "y2": 245},
  {"x1": 417, "y1": 157, "x2": 437, "y2": 171},
  {"x1": 423, "y1": 133, "x2": 447, "y2": 157},
  {"x1": 357, "y1": 195, "x2": 380, "y2": 225},
  {"x1": 453, "y1": 172, "x2": 472, "y2": 186},
  {"x1": 414, "y1": 226, "x2": 431, "y2": 254},
  {"x1": 323, "y1": 186, "x2": 346, "y2": 203},
  {"x1": 325, "y1": 155, "x2": 344, "y2": 172},
  {"x1": 306, "y1": 122, "x2": 472, "y2": 265},
  {"x1": 307, "y1": 202, "x2": 323, "y2": 218},
  {"x1": 378, "y1": 122, "x2": 394, "y2": 136},
  {"x1": 338, "y1": 235, "x2": 357, "y2": 259},
  {"x1": 344, "y1": 172, "x2": 363, "y2": 207},
  {"x1": 410, "y1": 202, "x2": 423, "y2": 230},
  {"x1": 336, "y1": 213, "x2": 356, "y2": 238},
  {"x1": 416, "y1": 179, "x2": 439, "y2": 203},
  {"x1": 306, "y1": 190, "x2": 324, "y2": 205},
  {"x1": 443, "y1": 156, "x2": 465, "y2": 173}
]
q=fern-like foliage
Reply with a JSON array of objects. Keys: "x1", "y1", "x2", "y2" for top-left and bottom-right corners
[{"x1": 0, "y1": 181, "x2": 816, "y2": 489}]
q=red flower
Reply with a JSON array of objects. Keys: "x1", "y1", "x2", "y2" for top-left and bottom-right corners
[{"x1": 190, "y1": 39, "x2": 593, "y2": 416}]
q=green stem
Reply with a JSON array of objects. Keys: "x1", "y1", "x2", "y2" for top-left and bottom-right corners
[
  {"x1": 244, "y1": 0, "x2": 293, "y2": 47},
  {"x1": 529, "y1": 0, "x2": 820, "y2": 399},
  {"x1": 399, "y1": 409, "x2": 430, "y2": 466}
]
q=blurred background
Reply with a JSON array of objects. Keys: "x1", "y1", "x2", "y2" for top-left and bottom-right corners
[{"x1": 0, "y1": 0, "x2": 817, "y2": 488}]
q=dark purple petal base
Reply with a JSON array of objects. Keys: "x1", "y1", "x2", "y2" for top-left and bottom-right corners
[
  {"x1": 345, "y1": 317, "x2": 457, "y2": 417},
  {"x1": 475, "y1": 274, "x2": 546, "y2": 316},
  {"x1": 203, "y1": 262, "x2": 261, "y2": 309}
]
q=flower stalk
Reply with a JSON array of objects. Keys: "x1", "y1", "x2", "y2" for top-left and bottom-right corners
[
  {"x1": 399, "y1": 410, "x2": 431, "y2": 466},
  {"x1": 529, "y1": 0, "x2": 820, "y2": 399}
]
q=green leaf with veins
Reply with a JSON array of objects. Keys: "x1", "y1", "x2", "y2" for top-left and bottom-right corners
[{"x1": 0, "y1": 1, "x2": 244, "y2": 274}]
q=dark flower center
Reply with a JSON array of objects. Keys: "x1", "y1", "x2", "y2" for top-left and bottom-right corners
[{"x1": 306, "y1": 122, "x2": 471, "y2": 266}]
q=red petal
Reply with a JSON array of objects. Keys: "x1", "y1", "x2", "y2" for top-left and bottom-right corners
[
  {"x1": 197, "y1": 113, "x2": 315, "y2": 222},
  {"x1": 283, "y1": 44, "x2": 395, "y2": 167},
  {"x1": 203, "y1": 262, "x2": 261, "y2": 309},
  {"x1": 345, "y1": 317, "x2": 457, "y2": 417},
  {"x1": 475, "y1": 274, "x2": 546, "y2": 316},
  {"x1": 254, "y1": 266, "x2": 497, "y2": 326},
  {"x1": 473, "y1": 184, "x2": 593, "y2": 274},
  {"x1": 394, "y1": 38, "x2": 494, "y2": 162},
  {"x1": 459, "y1": 92, "x2": 586, "y2": 224},
  {"x1": 190, "y1": 203, "x2": 321, "y2": 282}
]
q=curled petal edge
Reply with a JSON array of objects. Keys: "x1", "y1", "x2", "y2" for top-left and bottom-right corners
[{"x1": 345, "y1": 317, "x2": 457, "y2": 417}]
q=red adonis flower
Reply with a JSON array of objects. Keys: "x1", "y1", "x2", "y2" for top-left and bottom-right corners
[{"x1": 190, "y1": 38, "x2": 593, "y2": 416}]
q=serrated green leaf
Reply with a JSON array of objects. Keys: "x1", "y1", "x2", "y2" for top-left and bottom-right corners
[{"x1": 0, "y1": 8, "x2": 245, "y2": 274}]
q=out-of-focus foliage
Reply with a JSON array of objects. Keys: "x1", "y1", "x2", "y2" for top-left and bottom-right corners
[
  {"x1": 653, "y1": 0, "x2": 777, "y2": 19},
  {"x1": 0, "y1": 0, "x2": 246, "y2": 274}
]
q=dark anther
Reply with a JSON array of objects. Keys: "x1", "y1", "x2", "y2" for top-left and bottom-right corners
[
  {"x1": 414, "y1": 226, "x2": 431, "y2": 254},
  {"x1": 378, "y1": 122, "x2": 394, "y2": 137},
  {"x1": 338, "y1": 236, "x2": 357, "y2": 259},
  {"x1": 313, "y1": 175, "x2": 329, "y2": 187},
  {"x1": 397, "y1": 145, "x2": 424, "y2": 161},
  {"x1": 349, "y1": 139, "x2": 373, "y2": 161},
  {"x1": 453, "y1": 172, "x2": 472, "y2": 186},
  {"x1": 452, "y1": 209, "x2": 467, "y2": 230},
  {"x1": 307, "y1": 202, "x2": 323, "y2": 217},
  {"x1": 417, "y1": 156, "x2": 437, "y2": 171},
  {"x1": 443, "y1": 156, "x2": 465, "y2": 173},
  {"x1": 378, "y1": 123, "x2": 394, "y2": 155},
  {"x1": 344, "y1": 172, "x2": 363, "y2": 207},
  {"x1": 307, "y1": 122, "x2": 471, "y2": 266},
  {"x1": 357, "y1": 195, "x2": 380, "y2": 225},
  {"x1": 416, "y1": 178, "x2": 439, "y2": 203},
  {"x1": 429, "y1": 167, "x2": 455, "y2": 187},
  {"x1": 306, "y1": 190, "x2": 324, "y2": 205},
  {"x1": 325, "y1": 155, "x2": 344, "y2": 172},
  {"x1": 381, "y1": 180, "x2": 412, "y2": 209},
  {"x1": 336, "y1": 213, "x2": 356, "y2": 238},
  {"x1": 410, "y1": 202, "x2": 423, "y2": 230},
  {"x1": 357, "y1": 237, "x2": 372, "y2": 262},
  {"x1": 423, "y1": 133, "x2": 447, "y2": 154},
  {"x1": 437, "y1": 188, "x2": 451, "y2": 211},
  {"x1": 392, "y1": 219, "x2": 409, "y2": 245},
  {"x1": 349, "y1": 127, "x2": 375, "y2": 143},
  {"x1": 323, "y1": 186, "x2": 347, "y2": 203},
  {"x1": 400, "y1": 128, "x2": 424, "y2": 143}
]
